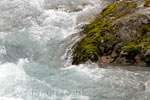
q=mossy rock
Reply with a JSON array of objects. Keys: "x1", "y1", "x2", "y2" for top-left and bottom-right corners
[
  {"x1": 72, "y1": 0, "x2": 150, "y2": 65},
  {"x1": 144, "y1": 0, "x2": 150, "y2": 7}
]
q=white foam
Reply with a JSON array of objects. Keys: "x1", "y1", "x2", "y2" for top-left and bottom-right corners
[
  {"x1": 62, "y1": 63, "x2": 104, "y2": 80},
  {"x1": 0, "y1": 0, "x2": 124, "y2": 100},
  {"x1": 145, "y1": 81, "x2": 150, "y2": 91},
  {"x1": 0, "y1": 59, "x2": 28, "y2": 80},
  {"x1": 63, "y1": 95, "x2": 89, "y2": 100},
  {"x1": 0, "y1": 96, "x2": 23, "y2": 100}
]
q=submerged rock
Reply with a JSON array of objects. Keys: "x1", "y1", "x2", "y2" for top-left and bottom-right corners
[{"x1": 72, "y1": 0, "x2": 150, "y2": 66}]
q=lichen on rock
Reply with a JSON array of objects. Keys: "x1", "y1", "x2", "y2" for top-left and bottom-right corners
[{"x1": 72, "y1": 0, "x2": 150, "y2": 66}]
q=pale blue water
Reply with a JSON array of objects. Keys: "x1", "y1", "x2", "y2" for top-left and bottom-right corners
[{"x1": 0, "y1": 0, "x2": 150, "y2": 100}]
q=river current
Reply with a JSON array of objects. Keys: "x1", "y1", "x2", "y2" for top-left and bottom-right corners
[{"x1": 0, "y1": 0, "x2": 150, "y2": 100}]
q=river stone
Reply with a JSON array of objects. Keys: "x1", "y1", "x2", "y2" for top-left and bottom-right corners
[{"x1": 72, "y1": 0, "x2": 150, "y2": 66}]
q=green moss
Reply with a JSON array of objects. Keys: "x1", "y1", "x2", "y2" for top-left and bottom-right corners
[
  {"x1": 143, "y1": 43, "x2": 150, "y2": 52},
  {"x1": 142, "y1": 34, "x2": 147, "y2": 42},
  {"x1": 144, "y1": 46, "x2": 150, "y2": 52},
  {"x1": 144, "y1": 0, "x2": 150, "y2": 7},
  {"x1": 137, "y1": 25, "x2": 150, "y2": 43},
  {"x1": 139, "y1": 25, "x2": 150, "y2": 34},
  {"x1": 121, "y1": 42, "x2": 142, "y2": 60},
  {"x1": 122, "y1": 42, "x2": 142, "y2": 52},
  {"x1": 85, "y1": 1, "x2": 137, "y2": 34},
  {"x1": 84, "y1": 2, "x2": 118, "y2": 33},
  {"x1": 122, "y1": 42, "x2": 150, "y2": 54},
  {"x1": 84, "y1": 44, "x2": 98, "y2": 55},
  {"x1": 101, "y1": 2, "x2": 117, "y2": 17},
  {"x1": 73, "y1": 0, "x2": 138, "y2": 64},
  {"x1": 132, "y1": 3, "x2": 137, "y2": 8}
]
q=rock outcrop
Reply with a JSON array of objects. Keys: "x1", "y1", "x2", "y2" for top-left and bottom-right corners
[{"x1": 72, "y1": 0, "x2": 150, "y2": 66}]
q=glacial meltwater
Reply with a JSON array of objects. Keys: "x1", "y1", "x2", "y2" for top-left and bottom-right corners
[{"x1": 0, "y1": 0, "x2": 150, "y2": 100}]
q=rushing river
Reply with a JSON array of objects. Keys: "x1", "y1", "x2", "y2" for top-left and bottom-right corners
[{"x1": 0, "y1": 0, "x2": 150, "y2": 100}]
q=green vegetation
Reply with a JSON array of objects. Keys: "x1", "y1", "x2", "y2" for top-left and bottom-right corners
[
  {"x1": 122, "y1": 42, "x2": 142, "y2": 52},
  {"x1": 73, "y1": 0, "x2": 137, "y2": 64},
  {"x1": 144, "y1": 0, "x2": 150, "y2": 7},
  {"x1": 73, "y1": 0, "x2": 150, "y2": 65}
]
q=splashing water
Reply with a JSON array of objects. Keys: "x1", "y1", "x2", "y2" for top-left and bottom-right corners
[{"x1": 0, "y1": 0, "x2": 150, "y2": 100}]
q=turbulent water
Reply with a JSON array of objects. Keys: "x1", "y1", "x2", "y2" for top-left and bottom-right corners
[{"x1": 0, "y1": 0, "x2": 150, "y2": 100}]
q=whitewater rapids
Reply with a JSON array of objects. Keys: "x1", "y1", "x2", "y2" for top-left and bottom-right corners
[{"x1": 0, "y1": 0, "x2": 150, "y2": 100}]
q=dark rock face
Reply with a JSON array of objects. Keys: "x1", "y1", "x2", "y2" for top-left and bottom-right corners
[
  {"x1": 72, "y1": 0, "x2": 150, "y2": 66},
  {"x1": 145, "y1": 50, "x2": 150, "y2": 64}
]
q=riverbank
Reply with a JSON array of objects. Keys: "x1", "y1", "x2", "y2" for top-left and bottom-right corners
[{"x1": 72, "y1": 0, "x2": 150, "y2": 66}]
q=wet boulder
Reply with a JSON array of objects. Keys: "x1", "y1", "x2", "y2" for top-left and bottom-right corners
[{"x1": 72, "y1": 0, "x2": 150, "y2": 66}]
